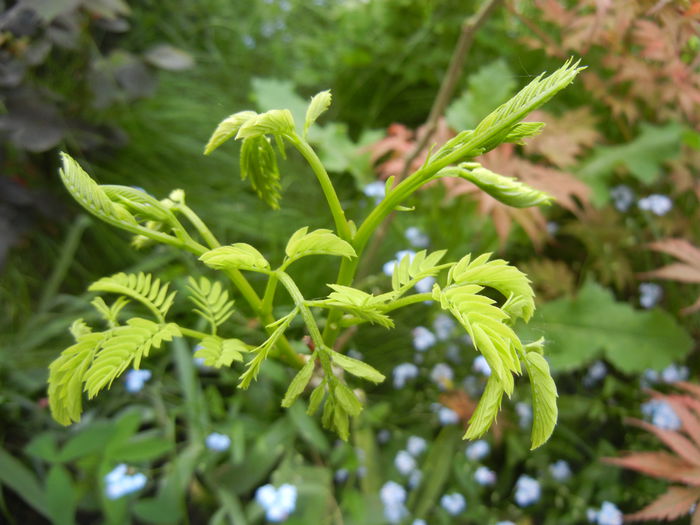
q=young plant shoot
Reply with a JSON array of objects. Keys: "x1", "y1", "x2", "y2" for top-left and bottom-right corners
[{"x1": 48, "y1": 59, "x2": 583, "y2": 448}]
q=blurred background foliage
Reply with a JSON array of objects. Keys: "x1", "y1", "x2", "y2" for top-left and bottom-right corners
[{"x1": 1, "y1": 0, "x2": 699, "y2": 523}]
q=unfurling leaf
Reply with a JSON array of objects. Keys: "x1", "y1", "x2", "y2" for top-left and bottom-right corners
[
  {"x1": 200, "y1": 244, "x2": 270, "y2": 273},
  {"x1": 524, "y1": 351, "x2": 558, "y2": 449},
  {"x1": 240, "y1": 135, "x2": 282, "y2": 209},
  {"x1": 204, "y1": 111, "x2": 257, "y2": 154},
  {"x1": 503, "y1": 121, "x2": 545, "y2": 144},
  {"x1": 449, "y1": 253, "x2": 535, "y2": 322},
  {"x1": 331, "y1": 351, "x2": 385, "y2": 384},
  {"x1": 391, "y1": 249, "x2": 447, "y2": 292},
  {"x1": 236, "y1": 109, "x2": 295, "y2": 139},
  {"x1": 89, "y1": 272, "x2": 176, "y2": 321},
  {"x1": 452, "y1": 163, "x2": 553, "y2": 208},
  {"x1": 285, "y1": 227, "x2": 356, "y2": 263},
  {"x1": 101, "y1": 185, "x2": 173, "y2": 223},
  {"x1": 325, "y1": 285, "x2": 394, "y2": 328},
  {"x1": 464, "y1": 375, "x2": 504, "y2": 440},
  {"x1": 304, "y1": 90, "x2": 332, "y2": 136},
  {"x1": 282, "y1": 357, "x2": 316, "y2": 407},
  {"x1": 194, "y1": 336, "x2": 248, "y2": 367}
]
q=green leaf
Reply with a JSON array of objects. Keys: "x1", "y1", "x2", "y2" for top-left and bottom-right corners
[
  {"x1": 449, "y1": 253, "x2": 535, "y2": 322},
  {"x1": 304, "y1": 90, "x2": 332, "y2": 136},
  {"x1": 236, "y1": 109, "x2": 295, "y2": 139},
  {"x1": 83, "y1": 319, "x2": 181, "y2": 398},
  {"x1": 517, "y1": 281, "x2": 694, "y2": 372},
  {"x1": 239, "y1": 135, "x2": 282, "y2": 209},
  {"x1": 334, "y1": 382, "x2": 363, "y2": 417},
  {"x1": 0, "y1": 446, "x2": 49, "y2": 519},
  {"x1": 391, "y1": 249, "x2": 447, "y2": 292},
  {"x1": 186, "y1": 276, "x2": 235, "y2": 333},
  {"x1": 446, "y1": 59, "x2": 516, "y2": 131},
  {"x1": 463, "y1": 375, "x2": 504, "y2": 440},
  {"x1": 239, "y1": 308, "x2": 298, "y2": 389},
  {"x1": 107, "y1": 433, "x2": 174, "y2": 462},
  {"x1": 91, "y1": 296, "x2": 130, "y2": 328},
  {"x1": 68, "y1": 319, "x2": 92, "y2": 341},
  {"x1": 194, "y1": 336, "x2": 248, "y2": 367},
  {"x1": 199, "y1": 243, "x2": 270, "y2": 273},
  {"x1": 59, "y1": 153, "x2": 138, "y2": 229},
  {"x1": 89, "y1": 272, "x2": 176, "y2": 321},
  {"x1": 578, "y1": 122, "x2": 683, "y2": 205},
  {"x1": 48, "y1": 332, "x2": 103, "y2": 425},
  {"x1": 503, "y1": 121, "x2": 546, "y2": 144},
  {"x1": 307, "y1": 383, "x2": 326, "y2": 415},
  {"x1": 281, "y1": 357, "x2": 316, "y2": 407},
  {"x1": 325, "y1": 284, "x2": 394, "y2": 328},
  {"x1": 46, "y1": 464, "x2": 76, "y2": 525},
  {"x1": 285, "y1": 227, "x2": 356, "y2": 263},
  {"x1": 524, "y1": 352, "x2": 558, "y2": 449},
  {"x1": 450, "y1": 162, "x2": 552, "y2": 208},
  {"x1": 204, "y1": 111, "x2": 257, "y2": 154},
  {"x1": 330, "y1": 351, "x2": 385, "y2": 384},
  {"x1": 472, "y1": 58, "x2": 583, "y2": 152},
  {"x1": 101, "y1": 185, "x2": 173, "y2": 222}
]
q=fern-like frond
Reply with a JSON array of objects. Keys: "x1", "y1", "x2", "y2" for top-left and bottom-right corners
[
  {"x1": 324, "y1": 285, "x2": 394, "y2": 328},
  {"x1": 391, "y1": 249, "x2": 447, "y2": 292},
  {"x1": 69, "y1": 319, "x2": 92, "y2": 341},
  {"x1": 59, "y1": 153, "x2": 139, "y2": 229},
  {"x1": 91, "y1": 296, "x2": 131, "y2": 328},
  {"x1": 83, "y1": 318, "x2": 180, "y2": 398},
  {"x1": 186, "y1": 277, "x2": 235, "y2": 334},
  {"x1": 240, "y1": 135, "x2": 281, "y2": 209},
  {"x1": 48, "y1": 332, "x2": 104, "y2": 425},
  {"x1": 524, "y1": 351, "x2": 558, "y2": 449},
  {"x1": 204, "y1": 110, "x2": 257, "y2": 154},
  {"x1": 239, "y1": 307, "x2": 299, "y2": 389},
  {"x1": 435, "y1": 283, "x2": 521, "y2": 395},
  {"x1": 449, "y1": 253, "x2": 536, "y2": 322},
  {"x1": 101, "y1": 185, "x2": 174, "y2": 223},
  {"x1": 89, "y1": 273, "x2": 176, "y2": 322},
  {"x1": 194, "y1": 336, "x2": 249, "y2": 367},
  {"x1": 236, "y1": 109, "x2": 296, "y2": 139}
]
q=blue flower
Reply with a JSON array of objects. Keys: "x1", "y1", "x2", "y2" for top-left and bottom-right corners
[
  {"x1": 255, "y1": 483, "x2": 297, "y2": 522},
  {"x1": 610, "y1": 185, "x2": 634, "y2": 212},
  {"x1": 474, "y1": 466, "x2": 496, "y2": 486},
  {"x1": 394, "y1": 450, "x2": 416, "y2": 476},
  {"x1": 514, "y1": 475, "x2": 540, "y2": 507},
  {"x1": 414, "y1": 276, "x2": 435, "y2": 295},
  {"x1": 595, "y1": 501, "x2": 623, "y2": 525},
  {"x1": 433, "y1": 314, "x2": 455, "y2": 341},
  {"x1": 583, "y1": 361, "x2": 607, "y2": 387},
  {"x1": 406, "y1": 436, "x2": 427, "y2": 457},
  {"x1": 516, "y1": 402, "x2": 532, "y2": 428},
  {"x1": 404, "y1": 226, "x2": 429, "y2": 248},
  {"x1": 380, "y1": 481, "x2": 407, "y2": 524},
  {"x1": 496, "y1": 521, "x2": 516, "y2": 525},
  {"x1": 472, "y1": 355, "x2": 491, "y2": 376},
  {"x1": 412, "y1": 520, "x2": 427, "y2": 525},
  {"x1": 393, "y1": 363, "x2": 419, "y2": 388},
  {"x1": 104, "y1": 464, "x2": 147, "y2": 500},
  {"x1": 205, "y1": 432, "x2": 231, "y2": 452},
  {"x1": 465, "y1": 440, "x2": 490, "y2": 461},
  {"x1": 661, "y1": 363, "x2": 689, "y2": 383},
  {"x1": 124, "y1": 369, "x2": 152, "y2": 393},
  {"x1": 412, "y1": 326, "x2": 436, "y2": 351},
  {"x1": 408, "y1": 469, "x2": 422, "y2": 489},
  {"x1": 434, "y1": 405, "x2": 459, "y2": 425},
  {"x1": 383, "y1": 250, "x2": 417, "y2": 276},
  {"x1": 549, "y1": 460, "x2": 572, "y2": 481},
  {"x1": 638, "y1": 194, "x2": 672, "y2": 216},
  {"x1": 440, "y1": 492, "x2": 466, "y2": 515},
  {"x1": 639, "y1": 282, "x2": 663, "y2": 309},
  {"x1": 430, "y1": 363, "x2": 454, "y2": 390},
  {"x1": 363, "y1": 181, "x2": 386, "y2": 203},
  {"x1": 641, "y1": 399, "x2": 681, "y2": 430}
]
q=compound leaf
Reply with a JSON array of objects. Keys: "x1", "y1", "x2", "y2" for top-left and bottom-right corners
[
  {"x1": 391, "y1": 249, "x2": 447, "y2": 292},
  {"x1": 204, "y1": 111, "x2": 257, "y2": 154},
  {"x1": 240, "y1": 135, "x2": 282, "y2": 209},
  {"x1": 285, "y1": 227, "x2": 356, "y2": 263},
  {"x1": 186, "y1": 276, "x2": 235, "y2": 333},
  {"x1": 194, "y1": 336, "x2": 248, "y2": 367},
  {"x1": 200, "y1": 244, "x2": 270, "y2": 273},
  {"x1": 89, "y1": 272, "x2": 176, "y2": 321}
]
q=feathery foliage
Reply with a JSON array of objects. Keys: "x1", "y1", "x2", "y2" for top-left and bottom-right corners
[
  {"x1": 89, "y1": 273, "x2": 177, "y2": 322},
  {"x1": 391, "y1": 249, "x2": 447, "y2": 292},
  {"x1": 186, "y1": 277, "x2": 235, "y2": 334},
  {"x1": 194, "y1": 336, "x2": 249, "y2": 367}
]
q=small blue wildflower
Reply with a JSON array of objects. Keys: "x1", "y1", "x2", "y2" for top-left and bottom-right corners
[
  {"x1": 610, "y1": 185, "x2": 634, "y2": 212},
  {"x1": 394, "y1": 450, "x2": 416, "y2": 476},
  {"x1": 412, "y1": 326, "x2": 436, "y2": 351},
  {"x1": 377, "y1": 429, "x2": 391, "y2": 443},
  {"x1": 363, "y1": 181, "x2": 386, "y2": 203},
  {"x1": 474, "y1": 466, "x2": 496, "y2": 486},
  {"x1": 404, "y1": 226, "x2": 429, "y2": 248},
  {"x1": 334, "y1": 468, "x2": 349, "y2": 483},
  {"x1": 641, "y1": 399, "x2": 681, "y2": 430},
  {"x1": 255, "y1": 483, "x2": 297, "y2": 522},
  {"x1": 430, "y1": 363, "x2": 454, "y2": 390},
  {"x1": 104, "y1": 464, "x2": 147, "y2": 500},
  {"x1": 473, "y1": 355, "x2": 492, "y2": 376},
  {"x1": 393, "y1": 363, "x2": 419, "y2": 388},
  {"x1": 583, "y1": 361, "x2": 607, "y2": 387},
  {"x1": 406, "y1": 436, "x2": 427, "y2": 457},
  {"x1": 440, "y1": 493, "x2": 466, "y2": 515},
  {"x1": 412, "y1": 520, "x2": 427, "y2": 525},
  {"x1": 596, "y1": 501, "x2": 623, "y2": 525},
  {"x1": 380, "y1": 481, "x2": 408, "y2": 524},
  {"x1": 125, "y1": 369, "x2": 152, "y2": 393},
  {"x1": 465, "y1": 440, "x2": 490, "y2": 461},
  {"x1": 408, "y1": 469, "x2": 422, "y2": 489},
  {"x1": 516, "y1": 402, "x2": 532, "y2": 428},
  {"x1": 414, "y1": 276, "x2": 435, "y2": 294},
  {"x1": 638, "y1": 194, "x2": 672, "y2": 216},
  {"x1": 433, "y1": 314, "x2": 455, "y2": 340},
  {"x1": 587, "y1": 508, "x2": 599, "y2": 523},
  {"x1": 436, "y1": 405, "x2": 459, "y2": 425},
  {"x1": 514, "y1": 475, "x2": 540, "y2": 507},
  {"x1": 547, "y1": 221, "x2": 559, "y2": 235},
  {"x1": 205, "y1": 432, "x2": 231, "y2": 452},
  {"x1": 639, "y1": 282, "x2": 663, "y2": 309},
  {"x1": 496, "y1": 522, "x2": 516, "y2": 525},
  {"x1": 549, "y1": 460, "x2": 572, "y2": 481},
  {"x1": 661, "y1": 363, "x2": 689, "y2": 383}
]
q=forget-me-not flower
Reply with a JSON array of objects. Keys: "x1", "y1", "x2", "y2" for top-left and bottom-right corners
[
  {"x1": 473, "y1": 355, "x2": 492, "y2": 376},
  {"x1": 440, "y1": 492, "x2": 466, "y2": 515},
  {"x1": 516, "y1": 402, "x2": 532, "y2": 428},
  {"x1": 591, "y1": 501, "x2": 623, "y2": 525},
  {"x1": 514, "y1": 475, "x2": 540, "y2": 507},
  {"x1": 549, "y1": 459, "x2": 572, "y2": 481},
  {"x1": 412, "y1": 326, "x2": 437, "y2": 351},
  {"x1": 433, "y1": 314, "x2": 455, "y2": 341},
  {"x1": 639, "y1": 282, "x2": 663, "y2": 309},
  {"x1": 661, "y1": 363, "x2": 689, "y2": 383},
  {"x1": 436, "y1": 405, "x2": 459, "y2": 425},
  {"x1": 125, "y1": 369, "x2": 152, "y2": 393},
  {"x1": 638, "y1": 194, "x2": 672, "y2": 216},
  {"x1": 205, "y1": 432, "x2": 231, "y2": 452},
  {"x1": 406, "y1": 436, "x2": 427, "y2": 457},
  {"x1": 393, "y1": 363, "x2": 419, "y2": 388},
  {"x1": 474, "y1": 466, "x2": 496, "y2": 486},
  {"x1": 430, "y1": 363, "x2": 454, "y2": 390},
  {"x1": 104, "y1": 464, "x2": 147, "y2": 500},
  {"x1": 364, "y1": 181, "x2": 386, "y2": 203},
  {"x1": 255, "y1": 483, "x2": 298, "y2": 522},
  {"x1": 405, "y1": 226, "x2": 429, "y2": 248},
  {"x1": 394, "y1": 450, "x2": 416, "y2": 476},
  {"x1": 380, "y1": 481, "x2": 408, "y2": 524},
  {"x1": 641, "y1": 399, "x2": 682, "y2": 430},
  {"x1": 610, "y1": 185, "x2": 635, "y2": 212},
  {"x1": 465, "y1": 440, "x2": 490, "y2": 461}
]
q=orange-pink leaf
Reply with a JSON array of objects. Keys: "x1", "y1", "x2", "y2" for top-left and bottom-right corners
[
  {"x1": 625, "y1": 486, "x2": 700, "y2": 522},
  {"x1": 626, "y1": 418, "x2": 700, "y2": 467}
]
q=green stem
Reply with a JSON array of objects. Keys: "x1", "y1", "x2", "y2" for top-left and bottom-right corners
[
  {"x1": 287, "y1": 133, "x2": 352, "y2": 241},
  {"x1": 261, "y1": 273, "x2": 279, "y2": 315},
  {"x1": 178, "y1": 327, "x2": 214, "y2": 340},
  {"x1": 276, "y1": 271, "x2": 324, "y2": 347},
  {"x1": 379, "y1": 293, "x2": 434, "y2": 313},
  {"x1": 173, "y1": 203, "x2": 221, "y2": 249}
]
